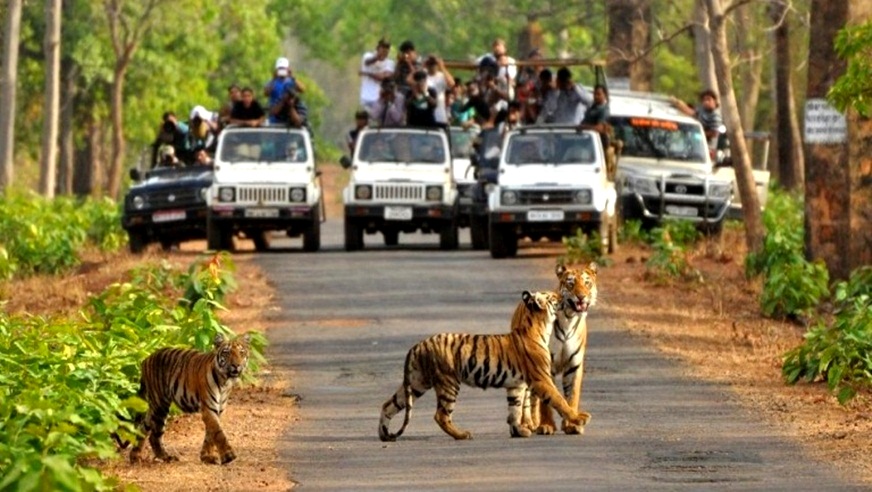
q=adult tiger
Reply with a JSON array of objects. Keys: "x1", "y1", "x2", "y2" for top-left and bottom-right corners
[
  {"x1": 128, "y1": 333, "x2": 251, "y2": 464},
  {"x1": 524, "y1": 262, "x2": 598, "y2": 435},
  {"x1": 378, "y1": 290, "x2": 590, "y2": 441}
]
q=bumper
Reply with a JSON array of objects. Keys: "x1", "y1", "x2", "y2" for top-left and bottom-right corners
[
  {"x1": 209, "y1": 204, "x2": 318, "y2": 229},
  {"x1": 620, "y1": 192, "x2": 730, "y2": 224},
  {"x1": 122, "y1": 207, "x2": 208, "y2": 239},
  {"x1": 345, "y1": 203, "x2": 455, "y2": 228},
  {"x1": 490, "y1": 208, "x2": 605, "y2": 234}
]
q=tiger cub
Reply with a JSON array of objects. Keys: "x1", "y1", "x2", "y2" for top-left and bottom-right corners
[
  {"x1": 129, "y1": 333, "x2": 250, "y2": 464},
  {"x1": 379, "y1": 290, "x2": 590, "y2": 441},
  {"x1": 524, "y1": 263, "x2": 598, "y2": 435}
]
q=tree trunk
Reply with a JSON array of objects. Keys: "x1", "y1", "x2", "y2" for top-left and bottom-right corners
[
  {"x1": 804, "y1": 0, "x2": 872, "y2": 281},
  {"x1": 516, "y1": 16, "x2": 543, "y2": 59},
  {"x1": 770, "y1": 0, "x2": 805, "y2": 190},
  {"x1": 732, "y1": 3, "x2": 763, "y2": 132},
  {"x1": 704, "y1": 0, "x2": 764, "y2": 254},
  {"x1": 693, "y1": 0, "x2": 718, "y2": 95},
  {"x1": 0, "y1": 0, "x2": 23, "y2": 191},
  {"x1": 107, "y1": 64, "x2": 127, "y2": 199},
  {"x1": 59, "y1": 57, "x2": 77, "y2": 196},
  {"x1": 39, "y1": 0, "x2": 63, "y2": 198},
  {"x1": 74, "y1": 117, "x2": 102, "y2": 197},
  {"x1": 607, "y1": 0, "x2": 652, "y2": 91}
]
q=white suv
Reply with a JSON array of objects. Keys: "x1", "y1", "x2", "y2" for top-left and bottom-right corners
[
  {"x1": 340, "y1": 127, "x2": 458, "y2": 251},
  {"x1": 487, "y1": 126, "x2": 617, "y2": 259},
  {"x1": 608, "y1": 92, "x2": 734, "y2": 232},
  {"x1": 207, "y1": 126, "x2": 322, "y2": 252}
]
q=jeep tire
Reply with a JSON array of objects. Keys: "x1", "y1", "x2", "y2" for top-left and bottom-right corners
[{"x1": 303, "y1": 218, "x2": 321, "y2": 252}]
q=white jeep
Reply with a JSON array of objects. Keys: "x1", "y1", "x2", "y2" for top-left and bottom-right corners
[
  {"x1": 340, "y1": 127, "x2": 458, "y2": 251},
  {"x1": 207, "y1": 126, "x2": 323, "y2": 252},
  {"x1": 486, "y1": 126, "x2": 617, "y2": 259},
  {"x1": 608, "y1": 91, "x2": 734, "y2": 233}
]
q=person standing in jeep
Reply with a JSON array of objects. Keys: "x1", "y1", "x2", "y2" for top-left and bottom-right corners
[{"x1": 670, "y1": 89, "x2": 724, "y2": 152}]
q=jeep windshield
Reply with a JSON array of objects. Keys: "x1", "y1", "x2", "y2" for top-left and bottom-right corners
[
  {"x1": 611, "y1": 116, "x2": 708, "y2": 163},
  {"x1": 449, "y1": 127, "x2": 477, "y2": 159},
  {"x1": 219, "y1": 131, "x2": 309, "y2": 163},
  {"x1": 358, "y1": 132, "x2": 447, "y2": 164},
  {"x1": 505, "y1": 132, "x2": 597, "y2": 165}
]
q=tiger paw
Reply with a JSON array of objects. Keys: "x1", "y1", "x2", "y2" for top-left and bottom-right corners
[
  {"x1": 535, "y1": 424, "x2": 556, "y2": 435},
  {"x1": 510, "y1": 425, "x2": 532, "y2": 438},
  {"x1": 201, "y1": 453, "x2": 220, "y2": 465},
  {"x1": 220, "y1": 450, "x2": 237, "y2": 464},
  {"x1": 561, "y1": 421, "x2": 585, "y2": 435},
  {"x1": 453, "y1": 431, "x2": 473, "y2": 440}
]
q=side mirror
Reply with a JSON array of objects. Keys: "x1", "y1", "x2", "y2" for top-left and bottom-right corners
[
  {"x1": 129, "y1": 168, "x2": 142, "y2": 181},
  {"x1": 339, "y1": 155, "x2": 352, "y2": 169}
]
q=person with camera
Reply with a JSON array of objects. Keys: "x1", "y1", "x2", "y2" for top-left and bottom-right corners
[
  {"x1": 406, "y1": 70, "x2": 439, "y2": 128},
  {"x1": 423, "y1": 55, "x2": 455, "y2": 127},
  {"x1": 151, "y1": 111, "x2": 190, "y2": 167},
  {"x1": 368, "y1": 78, "x2": 405, "y2": 127},
  {"x1": 265, "y1": 56, "x2": 305, "y2": 124},
  {"x1": 269, "y1": 86, "x2": 310, "y2": 132},
  {"x1": 394, "y1": 40, "x2": 422, "y2": 97},
  {"x1": 229, "y1": 87, "x2": 266, "y2": 127},
  {"x1": 188, "y1": 105, "x2": 220, "y2": 153},
  {"x1": 360, "y1": 38, "x2": 395, "y2": 112}
]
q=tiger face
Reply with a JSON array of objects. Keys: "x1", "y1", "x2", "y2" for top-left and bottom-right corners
[
  {"x1": 522, "y1": 289, "x2": 560, "y2": 315},
  {"x1": 556, "y1": 263, "x2": 598, "y2": 314},
  {"x1": 214, "y1": 333, "x2": 251, "y2": 379}
]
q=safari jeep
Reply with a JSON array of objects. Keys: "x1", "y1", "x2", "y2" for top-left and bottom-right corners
[
  {"x1": 207, "y1": 126, "x2": 323, "y2": 252},
  {"x1": 608, "y1": 91, "x2": 734, "y2": 233},
  {"x1": 487, "y1": 126, "x2": 617, "y2": 259},
  {"x1": 340, "y1": 127, "x2": 458, "y2": 251}
]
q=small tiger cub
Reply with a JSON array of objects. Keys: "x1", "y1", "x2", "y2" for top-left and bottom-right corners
[{"x1": 129, "y1": 333, "x2": 250, "y2": 465}]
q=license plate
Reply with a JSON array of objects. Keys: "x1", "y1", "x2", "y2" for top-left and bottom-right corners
[
  {"x1": 384, "y1": 206, "x2": 413, "y2": 221},
  {"x1": 245, "y1": 208, "x2": 280, "y2": 218},
  {"x1": 152, "y1": 210, "x2": 186, "y2": 223},
  {"x1": 527, "y1": 210, "x2": 565, "y2": 221},
  {"x1": 665, "y1": 205, "x2": 699, "y2": 217}
]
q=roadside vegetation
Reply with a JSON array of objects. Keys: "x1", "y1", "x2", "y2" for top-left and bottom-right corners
[
  {"x1": 562, "y1": 188, "x2": 872, "y2": 405},
  {"x1": 0, "y1": 201, "x2": 266, "y2": 490}
]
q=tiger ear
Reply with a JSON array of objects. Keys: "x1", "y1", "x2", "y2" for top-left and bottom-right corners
[
  {"x1": 587, "y1": 261, "x2": 598, "y2": 274},
  {"x1": 555, "y1": 263, "x2": 566, "y2": 277},
  {"x1": 522, "y1": 290, "x2": 532, "y2": 306},
  {"x1": 213, "y1": 334, "x2": 225, "y2": 348},
  {"x1": 241, "y1": 332, "x2": 251, "y2": 346}
]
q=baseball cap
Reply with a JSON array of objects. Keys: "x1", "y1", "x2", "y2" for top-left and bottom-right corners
[{"x1": 275, "y1": 57, "x2": 290, "y2": 70}]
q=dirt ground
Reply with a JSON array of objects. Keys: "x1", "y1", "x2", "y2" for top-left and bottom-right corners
[{"x1": 3, "y1": 163, "x2": 871, "y2": 490}]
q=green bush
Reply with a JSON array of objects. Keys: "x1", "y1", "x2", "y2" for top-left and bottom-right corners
[
  {"x1": 645, "y1": 221, "x2": 702, "y2": 283},
  {"x1": 745, "y1": 189, "x2": 830, "y2": 318},
  {"x1": 618, "y1": 219, "x2": 649, "y2": 245},
  {"x1": 560, "y1": 229, "x2": 609, "y2": 266},
  {"x1": 0, "y1": 193, "x2": 126, "y2": 281},
  {"x1": 0, "y1": 253, "x2": 267, "y2": 489},
  {"x1": 783, "y1": 266, "x2": 872, "y2": 404}
]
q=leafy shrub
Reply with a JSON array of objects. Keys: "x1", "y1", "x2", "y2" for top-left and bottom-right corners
[
  {"x1": 0, "y1": 253, "x2": 267, "y2": 489},
  {"x1": 645, "y1": 221, "x2": 702, "y2": 283},
  {"x1": 618, "y1": 219, "x2": 649, "y2": 245},
  {"x1": 560, "y1": 229, "x2": 609, "y2": 266},
  {"x1": 783, "y1": 266, "x2": 872, "y2": 404},
  {"x1": 745, "y1": 189, "x2": 830, "y2": 318}
]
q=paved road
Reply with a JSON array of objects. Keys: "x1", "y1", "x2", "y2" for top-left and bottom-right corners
[{"x1": 258, "y1": 222, "x2": 862, "y2": 491}]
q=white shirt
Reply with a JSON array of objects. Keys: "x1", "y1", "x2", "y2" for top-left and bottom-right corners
[
  {"x1": 427, "y1": 72, "x2": 450, "y2": 124},
  {"x1": 360, "y1": 52, "x2": 396, "y2": 107},
  {"x1": 476, "y1": 54, "x2": 518, "y2": 100}
]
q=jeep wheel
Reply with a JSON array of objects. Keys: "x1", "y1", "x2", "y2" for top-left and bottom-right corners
[
  {"x1": 207, "y1": 215, "x2": 234, "y2": 252},
  {"x1": 303, "y1": 218, "x2": 321, "y2": 252},
  {"x1": 439, "y1": 221, "x2": 459, "y2": 250},
  {"x1": 128, "y1": 232, "x2": 147, "y2": 254},
  {"x1": 252, "y1": 231, "x2": 271, "y2": 252},
  {"x1": 344, "y1": 218, "x2": 363, "y2": 251},
  {"x1": 382, "y1": 229, "x2": 399, "y2": 247},
  {"x1": 489, "y1": 223, "x2": 517, "y2": 259},
  {"x1": 469, "y1": 214, "x2": 489, "y2": 250}
]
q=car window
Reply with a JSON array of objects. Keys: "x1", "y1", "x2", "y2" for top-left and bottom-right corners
[
  {"x1": 505, "y1": 133, "x2": 597, "y2": 165},
  {"x1": 358, "y1": 133, "x2": 446, "y2": 164},
  {"x1": 449, "y1": 128, "x2": 478, "y2": 158},
  {"x1": 610, "y1": 116, "x2": 708, "y2": 163}
]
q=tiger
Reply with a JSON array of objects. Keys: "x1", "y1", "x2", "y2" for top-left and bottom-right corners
[
  {"x1": 524, "y1": 262, "x2": 598, "y2": 435},
  {"x1": 378, "y1": 290, "x2": 591, "y2": 441},
  {"x1": 128, "y1": 333, "x2": 251, "y2": 465}
]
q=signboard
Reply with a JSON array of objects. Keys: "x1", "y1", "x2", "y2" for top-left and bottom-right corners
[{"x1": 804, "y1": 98, "x2": 847, "y2": 144}]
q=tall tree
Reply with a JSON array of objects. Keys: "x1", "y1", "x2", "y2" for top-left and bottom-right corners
[
  {"x1": 39, "y1": 0, "x2": 62, "y2": 198},
  {"x1": 769, "y1": 0, "x2": 804, "y2": 190},
  {"x1": 0, "y1": 0, "x2": 23, "y2": 191},
  {"x1": 805, "y1": 1, "x2": 872, "y2": 280},
  {"x1": 704, "y1": 0, "x2": 764, "y2": 254},
  {"x1": 607, "y1": 0, "x2": 653, "y2": 90},
  {"x1": 692, "y1": 0, "x2": 718, "y2": 94}
]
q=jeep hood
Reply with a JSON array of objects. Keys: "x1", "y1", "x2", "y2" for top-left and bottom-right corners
[
  {"x1": 214, "y1": 163, "x2": 314, "y2": 185},
  {"x1": 617, "y1": 156, "x2": 719, "y2": 179},
  {"x1": 352, "y1": 163, "x2": 451, "y2": 184},
  {"x1": 499, "y1": 164, "x2": 602, "y2": 187}
]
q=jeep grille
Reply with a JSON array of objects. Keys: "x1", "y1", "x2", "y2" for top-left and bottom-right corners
[
  {"x1": 237, "y1": 186, "x2": 288, "y2": 203},
  {"x1": 518, "y1": 189, "x2": 575, "y2": 205},
  {"x1": 373, "y1": 184, "x2": 424, "y2": 201},
  {"x1": 145, "y1": 188, "x2": 203, "y2": 208}
]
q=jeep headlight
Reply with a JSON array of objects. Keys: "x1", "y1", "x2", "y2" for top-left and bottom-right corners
[
  {"x1": 132, "y1": 195, "x2": 145, "y2": 210},
  {"x1": 425, "y1": 185, "x2": 442, "y2": 201},
  {"x1": 354, "y1": 184, "x2": 372, "y2": 200},
  {"x1": 501, "y1": 189, "x2": 518, "y2": 205},
  {"x1": 289, "y1": 187, "x2": 306, "y2": 202},
  {"x1": 574, "y1": 189, "x2": 592, "y2": 205},
  {"x1": 218, "y1": 187, "x2": 235, "y2": 202},
  {"x1": 625, "y1": 176, "x2": 658, "y2": 195},
  {"x1": 710, "y1": 182, "x2": 732, "y2": 199},
  {"x1": 200, "y1": 187, "x2": 209, "y2": 201}
]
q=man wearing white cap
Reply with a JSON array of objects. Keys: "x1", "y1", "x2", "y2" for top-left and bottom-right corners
[
  {"x1": 265, "y1": 56, "x2": 305, "y2": 124},
  {"x1": 189, "y1": 105, "x2": 220, "y2": 152}
]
